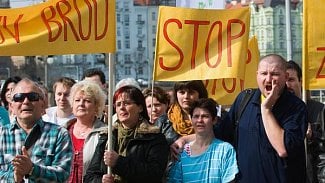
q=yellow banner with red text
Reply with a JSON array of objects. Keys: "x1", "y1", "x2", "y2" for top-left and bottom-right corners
[
  {"x1": 153, "y1": 6, "x2": 251, "y2": 81},
  {"x1": 0, "y1": 0, "x2": 116, "y2": 56}
]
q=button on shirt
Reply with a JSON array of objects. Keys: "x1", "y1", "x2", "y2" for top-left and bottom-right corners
[{"x1": 0, "y1": 118, "x2": 73, "y2": 182}]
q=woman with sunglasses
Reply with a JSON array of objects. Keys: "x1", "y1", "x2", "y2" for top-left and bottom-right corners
[
  {"x1": 63, "y1": 80, "x2": 107, "y2": 183},
  {"x1": 84, "y1": 85, "x2": 169, "y2": 183}
]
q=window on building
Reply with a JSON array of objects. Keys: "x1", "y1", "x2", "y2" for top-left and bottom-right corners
[
  {"x1": 279, "y1": 16, "x2": 284, "y2": 25},
  {"x1": 125, "y1": 27, "x2": 130, "y2": 39},
  {"x1": 280, "y1": 42, "x2": 284, "y2": 49},
  {"x1": 117, "y1": 27, "x2": 121, "y2": 36},
  {"x1": 138, "y1": 66, "x2": 143, "y2": 75},
  {"x1": 117, "y1": 14, "x2": 121, "y2": 22},
  {"x1": 152, "y1": 12, "x2": 156, "y2": 21},
  {"x1": 267, "y1": 42, "x2": 272, "y2": 49},
  {"x1": 138, "y1": 53, "x2": 143, "y2": 61},
  {"x1": 124, "y1": 54, "x2": 131, "y2": 62},
  {"x1": 124, "y1": 2, "x2": 129, "y2": 12},
  {"x1": 124, "y1": 14, "x2": 129, "y2": 26},
  {"x1": 125, "y1": 40, "x2": 130, "y2": 49},
  {"x1": 267, "y1": 18, "x2": 271, "y2": 25},
  {"x1": 137, "y1": 14, "x2": 142, "y2": 21},
  {"x1": 152, "y1": 38, "x2": 156, "y2": 47},
  {"x1": 117, "y1": 40, "x2": 121, "y2": 50},
  {"x1": 138, "y1": 27, "x2": 142, "y2": 35},
  {"x1": 279, "y1": 29, "x2": 284, "y2": 39},
  {"x1": 152, "y1": 25, "x2": 156, "y2": 34},
  {"x1": 125, "y1": 67, "x2": 131, "y2": 75},
  {"x1": 138, "y1": 40, "x2": 143, "y2": 48}
]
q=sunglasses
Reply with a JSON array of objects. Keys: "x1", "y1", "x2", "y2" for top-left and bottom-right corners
[{"x1": 12, "y1": 92, "x2": 43, "y2": 102}]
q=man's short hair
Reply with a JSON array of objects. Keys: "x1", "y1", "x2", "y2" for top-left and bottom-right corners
[
  {"x1": 286, "y1": 60, "x2": 302, "y2": 81},
  {"x1": 82, "y1": 68, "x2": 106, "y2": 85},
  {"x1": 53, "y1": 77, "x2": 76, "y2": 92}
]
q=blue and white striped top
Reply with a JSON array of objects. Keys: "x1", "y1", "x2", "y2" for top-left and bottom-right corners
[{"x1": 168, "y1": 138, "x2": 238, "y2": 183}]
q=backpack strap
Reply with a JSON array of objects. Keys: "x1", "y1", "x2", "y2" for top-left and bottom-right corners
[
  {"x1": 234, "y1": 88, "x2": 256, "y2": 148},
  {"x1": 24, "y1": 124, "x2": 41, "y2": 150}
]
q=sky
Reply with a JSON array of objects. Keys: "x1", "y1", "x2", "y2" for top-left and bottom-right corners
[{"x1": 9, "y1": 0, "x2": 44, "y2": 8}]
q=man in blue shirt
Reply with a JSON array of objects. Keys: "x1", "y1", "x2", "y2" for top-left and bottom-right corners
[
  {"x1": 219, "y1": 54, "x2": 307, "y2": 183},
  {"x1": 0, "y1": 78, "x2": 73, "y2": 182}
]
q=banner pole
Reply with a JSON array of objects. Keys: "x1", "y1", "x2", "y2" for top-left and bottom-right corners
[{"x1": 106, "y1": 53, "x2": 114, "y2": 174}]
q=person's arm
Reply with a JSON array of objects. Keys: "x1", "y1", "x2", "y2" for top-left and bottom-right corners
[
  {"x1": 261, "y1": 80, "x2": 287, "y2": 157},
  {"x1": 170, "y1": 134, "x2": 195, "y2": 160}
]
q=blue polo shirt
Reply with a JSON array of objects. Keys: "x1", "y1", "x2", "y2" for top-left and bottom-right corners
[
  {"x1": 218, "y1": 89, "x2": 307, "y2": 183},
  {"x1": 0, "y1": 107, "x2": 9, "y2": 126}
]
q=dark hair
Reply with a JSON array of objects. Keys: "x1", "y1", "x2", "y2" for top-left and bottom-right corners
[
  {"x1": 189, "y1": 98, "x2": 218, "y2": 120},
  {"x1": 53, "y1": 77, "x2": 76, "y2": 92},
  {"x1": 0, "y1": 76, "x2": 22, "y2": 109},
  {"x1": 173, "y1": 80, "x2": 208, "y2": 103},
  {"x1": 113, "y1": 85, "x2": 149, "y2": 121},
  {"x1": 82, "y1": 68, "x2": 106, "y2": 84},
  {"x1": 286, "y1": 60, "x2": 302, "y2": 81},
  {"x1": 142, "y1": 86, "x2": 170, "y2": 106}
]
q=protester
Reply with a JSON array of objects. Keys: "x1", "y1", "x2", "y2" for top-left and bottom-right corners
[
  {"x1": 64, "y1": 80, "x2": 107, "y2": 183},
  {"x1": 217, "y1": 54, "x2": 308, "y2": 183},
  {"x1": 82, "y1": 68, "x2": 107, "y2": 90},
  {"x1": 0, "y1": 78, "x2": 73, "y2": 182},
  {"x1": 142, "y1": 86, "x2": 169, "y2": 124},
  {"x1": 115, "y1": 77, "x2": 141, "y2": 91},
  {"x1": 84, "y1": 85, "x2": 169, "y2": 183},
  {"x1": 168, "y1": 80, "x2": 208, "y2": 136},
  {"x1": 168, "y1": 98, "x2": 238, "y2": 183},
  {"x1": 142, "y1": 86, "x2": 178, "y2": 147},
  {"x1": 43, "y1": 77, "x2": 76, "y2": 126},
  {"x1": 0, "y1": 76, "x2": 22, "y2": 120},
  {"x1": 0, "y1": 106, "x2": 9, "y2": 126},
  {"x1": 286, "y1": 60, "x2": 325, "y2": 183}
]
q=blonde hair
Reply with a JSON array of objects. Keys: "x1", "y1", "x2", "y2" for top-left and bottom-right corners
[{"x1": 69, "y1": 80, "x2": 106, "y2": 117}]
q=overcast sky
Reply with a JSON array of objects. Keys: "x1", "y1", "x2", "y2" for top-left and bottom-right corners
[{"x1": 10, "y1": 0, "x2": 44, "y2": 8}]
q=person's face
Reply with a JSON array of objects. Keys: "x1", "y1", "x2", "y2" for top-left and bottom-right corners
[
  {"x1": 145, "y1": 96, "x2": 167, "y2": 123},
  {"x1": 55, "y1": 83, "x2": 72, "y2": 111},
  {"x1": 286, "y1": 69, "x2": 302, "y2": 98},
  {"x1": 256, "y1": 59, "x2": 288, "y2": 97},
  {"x1": 176, "y1": 89, "x2": 199, "y2": 112},
  {"x1": 5, "y1": 82, "x2": 16, "y2": 103},
  {"x1": 72, "y1": 91, "x2": 96, "y2": 119},
  {"x1": 191, "y1": 107, "x2": 216, "y2": 135},
  {"x1": 115, "y1": 92, "x2": 143, "y2": 128},
  {"x1": 10, "y1": 81, "x2": 45, "y2": 124},
  {"x1": 84, "y1": 75, "x2": 105, "y2": 90}
]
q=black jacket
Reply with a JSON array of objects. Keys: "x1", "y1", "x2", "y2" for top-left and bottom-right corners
[{"x1": 84, "y1": 120, "x2": 169, "y2": 183}]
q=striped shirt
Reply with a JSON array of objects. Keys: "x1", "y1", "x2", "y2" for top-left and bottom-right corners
[
  {"x1": 0, "y1": 118, "x2": 73, "y2": 183},
  {"x1": 168, "y1": 138, "x2": 238, "y2": 183}
]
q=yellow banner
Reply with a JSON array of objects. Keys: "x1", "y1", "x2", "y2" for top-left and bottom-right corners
[
  {"x1": 153, "y1": 6, "x2": 250, "y2": 81},
  {"x1": 206, "y1": 36, "x2": 259, "y2": 105},
  {"x1": 0, "y1": 0, "x2": 116, "y2": 56},
  {"x1": 303, "y1": 0, "x2": 325, "y2": 89}
]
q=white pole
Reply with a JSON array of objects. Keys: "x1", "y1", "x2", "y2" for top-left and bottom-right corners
[
  {"x1": 106, "y1": 53, "x2": 114, "y2": 174},
  {"x1": 285, "y1": 0, "x2": 292, "y2": 60}
]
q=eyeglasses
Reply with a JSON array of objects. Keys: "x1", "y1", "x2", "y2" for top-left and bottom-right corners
[
  {"x1": 114, "y1": 100, "x2": 135, "y2": 108},
  {"x1": 12, "y1": 92, "x2": 43, "y2": 102}
]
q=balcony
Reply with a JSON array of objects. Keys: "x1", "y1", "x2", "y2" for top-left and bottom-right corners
[
  {"x1": 136, "y1": 20, "x2": 145, "y2": 25},
  {"x1": 137, "y1": 46, "x2": 145, "y2": 52},
  {"x1": 137, "y1": 34, "x2": 145, "y2": 39}
]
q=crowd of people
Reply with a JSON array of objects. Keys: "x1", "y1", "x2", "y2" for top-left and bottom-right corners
[{"x1": 0, "y1": 54, "x2": 324, "y2": 183}]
